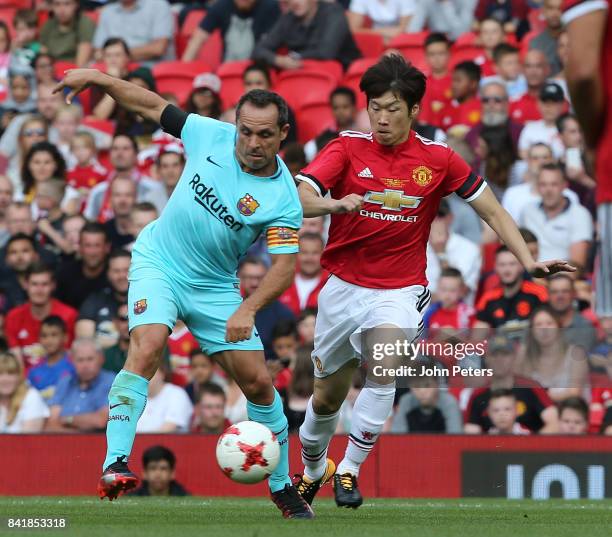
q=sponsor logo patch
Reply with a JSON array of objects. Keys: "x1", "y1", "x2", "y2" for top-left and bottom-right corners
[
  {"x1": 412, "y1": 165, "x2": 433, "y2": 187},
  {"x1": 134, "y1": 299, "x2": 147, "y2": 315},
  {"x1": 237, "y1": 194, "x2": 260, "y2": 216}
]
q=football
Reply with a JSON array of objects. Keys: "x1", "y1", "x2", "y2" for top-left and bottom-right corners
[{"x1": 216, "y1": 421, "x2": 281, "y2": 484}]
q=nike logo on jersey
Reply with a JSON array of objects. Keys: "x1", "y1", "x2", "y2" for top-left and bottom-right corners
[
  {"x1": 109, "y1": 402, "x2": 129, "y2": 410},
  {"x1": 358, "y1": 167, "x2": 374, "y2": 178},
  {"x1": 206, "y1": 155, "x2": 222, "y2": 168},
  {"x1": 254, "y1": 330, "x2": 259, "y2": 338}
]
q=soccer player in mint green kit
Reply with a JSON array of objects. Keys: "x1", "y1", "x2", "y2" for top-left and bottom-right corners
[{"x1": 54, "y1": 69, "x2": 314, "y2": 519}]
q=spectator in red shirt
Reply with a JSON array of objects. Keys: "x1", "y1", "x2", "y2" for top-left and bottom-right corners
[
  {"x1": 5, "y1": 261, "x2": 77, "y2": 370},
  {"x1": 419, "y1": 33, "x2": 452, "y2": 127},
  {"x1": 279, "y1": 232, "x2": 327, "y2": 317},
  {"x1": 440, "y1": 61, "x2": 482, "y2": 134},
  {"x1": 268, "y1": 319, "x2": 298, "y2": 393},
  {"x1": 66, "y1": 132, "x2": 108, "y2": 200},
  {"x1": 509, "y1": 50, "x2": 551, "y2": 124},
  {"x1": 424, "y1": 267, "x2": 474, "y2": 336}
]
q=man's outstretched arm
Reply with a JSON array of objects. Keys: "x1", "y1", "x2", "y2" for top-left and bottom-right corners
[
  {"x1": 469, "y1": 186, "x2": 576, "y2": 278},
  {"x1": 53, "y1": 69, "x2": 169, "y2": 126}
]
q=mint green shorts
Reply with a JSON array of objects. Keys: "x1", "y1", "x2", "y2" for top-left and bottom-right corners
[{"x1": 127, "y1": 263, "x2": 263, "y2": 356}]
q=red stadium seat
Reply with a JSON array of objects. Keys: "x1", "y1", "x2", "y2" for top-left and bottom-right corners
[
  {"x1": 387, "y1": 31, "x2": 429, "y2": 50},
  {"x1": 0, "y1": 7, "x2": 16, "y2": 35},
  {"x1": 299, "y1": 60, "x2": 344, "y2": 83},
  {"x1": 217, "y1": 59, "x2": 252, "y2": 108},
  {"x1": 453, "y1": 32, "x2": 479, "y2": 50},
  {"x1": 353, "y1": 32, "x2": 384, "y2": 59},
  {"x1": 274, "y1": 70, "x2": 337, "y2": 111},
  {"x1": 528, "y1": 8, "x2": 546, "y2": 34},
  {"x1": 449, "y1": 46, "x2": 484, "y2": 68},
  {"x1": 152, "y1": 60, "x2": 212, "y2": 105},
  {"x1": 295, "y1": 101, "x2": 335, "y2": 144},
  {"x1": 81, "y1": 117, "x2": 115, "y2": 136},
  {"x1": 181, "y1": 9, "x2": 205, "y2": 36},
  {"x1": 0, "y1": 0, "x2": 31, "y2": 7},
  {"x1": 197, "y1": 30, "x2": 222, "y2": 71},
  {"x1": 342, "y1": 57, "x2": 377, "y2": 109}
]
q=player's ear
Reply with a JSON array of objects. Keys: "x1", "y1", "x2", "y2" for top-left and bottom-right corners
[
  {"x1": 279, "y1": 123, "x2": 290, "y2": 142},
  {"x1": 409, "y1": 103, "x2": 420, "y2": 119}
]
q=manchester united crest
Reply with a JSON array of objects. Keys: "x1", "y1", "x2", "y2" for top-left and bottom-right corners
[
  {"x1": 237, "y1": 193, "x2": 260, "y2": 216},
  {"x1": 134, "y1": 299, "x2": 147, "y2": 315},
  {"x1": 412, "y1": 165, "x2": 433, "y2": 187}
]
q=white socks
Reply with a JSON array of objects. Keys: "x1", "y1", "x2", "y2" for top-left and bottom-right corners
[
  {"x1": 299, "y1": 396, "x2": 340, "y2": 481},
  {"x1": 336, "y1": 381, "x2": 395, "y2": 477}
]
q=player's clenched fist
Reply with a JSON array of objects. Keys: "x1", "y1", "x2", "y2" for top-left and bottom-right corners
[
  {"x1": 225, "y1": 306, "x2": 256, "y2": 343},
  {"x1": 331, "y1": 194, "x2": 363, "y2": 214}
]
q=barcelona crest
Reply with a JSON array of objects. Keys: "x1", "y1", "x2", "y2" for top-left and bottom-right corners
[
  {"x1": 237, "y1": 194, "x2": 260, "y2": 216},
  {"x1": 134, "y1": 299, "x2": 147, "y2": 315}
]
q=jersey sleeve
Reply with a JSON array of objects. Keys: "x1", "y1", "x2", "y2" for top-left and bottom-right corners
[
  {"x1": 442, "y1": 149, "x2": 488, "y2": 202},
  {"x1": 296, "y1": 137, "x2": 348, "y2": 196},
  {"x1": 562, "y1": 0, "x2": 609, "y2": 25},
  {"x1": 265, "y1": 197, "x2": 303, "y2": 255}
]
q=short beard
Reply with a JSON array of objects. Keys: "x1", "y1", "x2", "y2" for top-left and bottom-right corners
[{"x1": 482, "y1": 112, "x2": 508, "y2": 127}]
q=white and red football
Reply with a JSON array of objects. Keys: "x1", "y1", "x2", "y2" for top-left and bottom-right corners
[{"x1": 216, "y1": 421, "x2": 281, "y2": 484}]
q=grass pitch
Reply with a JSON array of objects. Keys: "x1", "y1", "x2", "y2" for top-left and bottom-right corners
[{"x1": 1, "y1": 497, "x2": 612, "y2": 537}]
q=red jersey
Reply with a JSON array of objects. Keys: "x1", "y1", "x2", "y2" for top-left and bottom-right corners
[
  {"x1": 427, "y1": 303, "x2": 474, "y2": 334},
  {"x1": 440, "y1": 97, "x2": 482, "y2": 131},
  {"x1": 297, "y1": 130, "x2": 487, "y2": 289},
  {"x1": 66, "y1": 161, "x2": 108, "y2": 193},
  {"x1": 5, "y1": 300, "x2": 78, "y2": 371},
  {"x1": 279, "y1": 271, "x2": 329, "y2": 316},
  {"x1": 473, "y1": 53, "x2": 496, "y2": 77},
  {"x1": 420, "y1": 73, "x2": 452, "y2": 127},
  {"x1": 509, "y1": 93, "x2": 542, "y2": 124},
  {"x1": 167, "y1": 325, "x2": 199, "y2": 387},
  {"x1": 563, "y1": 0, "x2": 612, "y2": 203}
]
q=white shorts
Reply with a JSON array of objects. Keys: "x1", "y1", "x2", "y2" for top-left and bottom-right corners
[{"x1": 312, "y1": 275, "x2": 431, "y2": 378}]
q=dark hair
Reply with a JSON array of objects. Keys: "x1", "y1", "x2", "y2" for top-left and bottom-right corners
[
  {"x1": 6, "y1": 232, "x2": 36, "y2": 251},
  {"x1": 243, "y1": 62, "x2": 271, "y2": 86},
  {"x1": 158, "y1": 149, "x2": 185, "y2": 166},
  {"x1": 548, "y1": 272, "x2": 574, "y2": 287},
  {"x1": 360, "y1": 54, "x2": 427, "y2": 108},
  {"x1": 189, "y1": 348, "x2": 212, "y2": 363},
  {"x1": 238, "y1": 255, "x2": 267, "y2": 272},
  {"x1": 424, "y1": 32, "x2": 450, "y2": 49},
  {"x1": 299, "y1": 231, "x2": 324, "y2": 246},
  {"x1": 133, "y1": 201, "x2": 158, "y2": 213},
  {"x1": 488, "y1": 388, "x2": 515, "y2": 402},
  {"x1": 282, "y1": 142, "x2": 306, "y2": 168},
  {"x1": 186, "y1": 87, "x2": 223, "y2": 120},
  {"x1": 21, "y1": 141, "x2": 67, "y2": 196},
  {"x1": 271, "y1": 319, "x2": 298, "y2": 341},
  {"x1": 493, "y1": 43, "x2": 520, "y2": 64},
  {"x1": 41, "y1": 315, "x2": 67, "y2": 333},
  {"x1": 25, "y1": 261, "x2": 54, "y2": 281},
  {"x1": 236, "y1": 90, "x2": 289, "y2": 128},
  {"x1": 108, "y1": 249, "x2": 131, "y2": 263},
  {"x1": 142, "y1": 445, "x2": 176, "y2": 470},
  {"x1": 453, "y1": 61, "x2": 482, "y2": 83},
  {"x1": 558, "y1": 396, "x2": 589, "y2": 421},
  {"x1": 556, "y1": 112, "x2": 577, "y2": 134},
  {"x1": 298, "y1": 307, "x2": 317, "y2": 322},
  {"x1": 198, "y1": 382, "x2": 226, "y2": 402},
  {"x1": 495, "y1": 244, "x2": 511, "y2": 256},
  {"x1": 31, "y1": 52, "x2": 54, "y2": 70},
  {"x1": 518, "y1": 227, "x2": 538, "y2": 244},
  {"x1": 103, "y1": 37, "x2": 130, "y2": 56},
  {"x1": 480, "y1": 125, "x2": 516, "y2": 189},
  {"x1": 14, "y1": 9, "x2": 37, "y2": 28},
  {"x1": 315, "y1": 130, "x2": 339, "y2": 153},
  {"x1": 80, "y1": 222, "x2": 109, "y2": 241},
  {"x1": 539, "y1": 162, "x2": 564, "y2": 176},
  {"x1": 112, "y1": 133, "x2": 139, "y2": 153},
  {"x1": 440, "y1": 267, "x2": 463, "y2": 280},
  {"x1": 330, "y1": 86, "x2": 356, "y2": 106}
]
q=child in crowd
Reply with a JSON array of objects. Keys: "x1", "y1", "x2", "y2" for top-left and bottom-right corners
[
  {"x1": 66, "y1": 131, "x2": 108, "y2": 201},
  {"x1": 53, "y1": 105, "x2": 82, "y2": 168},
  {"x1": 558, "y1": 396, "x2": 589, "y2": 434},
  {"x1": 425, "y1": 268, "x2": 473, "y2": 336},
  {"x1": 492, "y1": 43, "x2": 527, "y2": 100},
  {"x1": 297, "y1": 308, "x2": 316, "y2": 346},
  {"x1": 10, "y1": 10, "x2": 42, "y2": 70},
  {"x1": 184, "y1": 350, "x2": 219, "y2": 405},
  {"x1": 487, "y1": 389, "x2": 530, "y2": 434},
  {"x1": 268, "y1": 319, "x2": 299, "y2": 393},
  {"x1": 420, "y1": 33, "x2": 452, "y2": 127},
  {"x1": 35, "y1": 179, "x2": 69, "y2": 255},
  {"x1": 27, "y1": 316, "x2": 74, "y2": 403},
  {"x1": 441, "y1": 61, "x2": 482, "y2": 134}
]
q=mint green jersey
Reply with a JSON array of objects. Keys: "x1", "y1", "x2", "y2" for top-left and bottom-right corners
[{"x1": 132, "y1": 114, "x2": 302, "y2": 287}]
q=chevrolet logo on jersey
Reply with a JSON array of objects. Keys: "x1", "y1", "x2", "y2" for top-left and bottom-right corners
[{"x1": 364, "y1": 189, "x2": 423, "y2": 211}]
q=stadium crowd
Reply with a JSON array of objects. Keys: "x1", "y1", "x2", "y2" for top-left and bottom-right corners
[{"x1": 0, "y1": 0, "x2": 610, "y2": 439}]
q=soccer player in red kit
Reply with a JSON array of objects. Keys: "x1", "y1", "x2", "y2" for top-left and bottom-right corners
[
  {"x1": 293, "y1": 54, "x2": 575, "y2": 508},
  {"x1": 564, "y1": 0, "x2": 612, "y2": 318}
]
